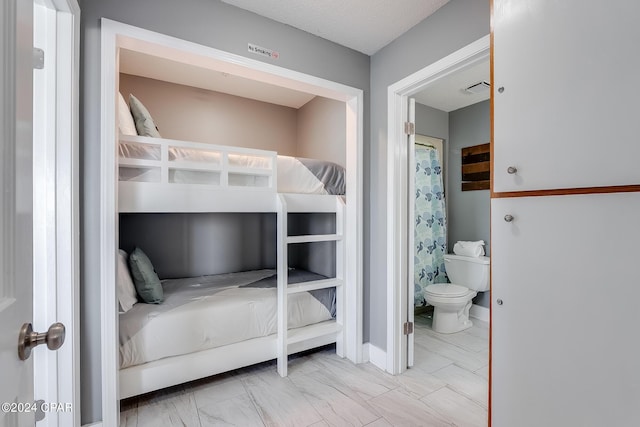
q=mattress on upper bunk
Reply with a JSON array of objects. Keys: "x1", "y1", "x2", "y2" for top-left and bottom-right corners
[
  {"x1": 118, "y1": 142, "x2": 346, "y2": 195},
  {"x1": 119, "y1": 269, "x2": 336, "y2": 369}
]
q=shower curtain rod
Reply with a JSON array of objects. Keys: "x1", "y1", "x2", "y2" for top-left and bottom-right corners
[{"x1": 415, "y1": 141, "x2": 436, "y2": 149}]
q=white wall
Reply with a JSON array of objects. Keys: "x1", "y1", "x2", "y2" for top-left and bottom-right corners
[
  {"x1": 119, "y1": 74, "x2": 299, "y2": 155},
  {"x1": 296, "y1": 96, "x2": 346, "y2": 167}
]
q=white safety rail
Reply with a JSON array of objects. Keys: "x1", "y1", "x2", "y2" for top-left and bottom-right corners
[
  {"x1": 118, "y1": 134, "x2": 278, "y2": 212},
  {"x1": 276, "y1": 194, "x2": 345, "y2": 376}
]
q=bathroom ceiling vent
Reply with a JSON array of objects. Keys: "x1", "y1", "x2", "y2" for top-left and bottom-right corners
[{"x1": 464, "y1": 81, "x2": 491, "y2": 94}]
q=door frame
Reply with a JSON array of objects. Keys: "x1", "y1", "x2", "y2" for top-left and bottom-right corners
[
  {"x1": 32, "y1": 0, "x2": 81, "y2": 426},
  {"x1": 100, "y1": 19, "x2": 364, "y2": 426},
  {"x1": 385, "y1": 35, "x2": 489, "y2": 374}
]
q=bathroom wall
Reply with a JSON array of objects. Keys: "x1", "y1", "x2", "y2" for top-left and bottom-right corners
[
  {"x1": 448, "y1": 100, "x2": 490, "y2": 307},
  {"x1": 415, "y1": 101, "x2": 449, "y2": 211}
]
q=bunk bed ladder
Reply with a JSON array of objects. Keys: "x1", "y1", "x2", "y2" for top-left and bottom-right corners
[
  {"x1": 276, "y1": 195, "x2": 289, "y2": 376},
  {"x1": 276, "y1": 195, "x2": 345, "y2": 377}
]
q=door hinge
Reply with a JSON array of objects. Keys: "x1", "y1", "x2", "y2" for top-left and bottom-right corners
[
  {"x1": 403, "y1": 321, "x2": 414, "y2": 335},
  {"x1": 33, "y1": 48, "x2": 44, "y2": 70},
  {"x1": 404, "y1": 121, "x2": 415, "y2": 136}
]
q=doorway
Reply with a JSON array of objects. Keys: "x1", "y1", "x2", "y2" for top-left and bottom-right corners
[
  {"x1": 100, "y1": 19, "x2": 364, "y2": 425},
  {"x1": 32, "y1": 1, "x2": 81, "y2": 426},
  {"x1": 386, "y1": 34, "x2": 490, "y2": 374}
]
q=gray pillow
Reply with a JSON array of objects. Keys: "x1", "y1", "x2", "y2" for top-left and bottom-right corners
[
  {"x1": 128, "y1": 247, "x2": 164, "y2": 304},
  {"x1": 129, "y1": 94, "x2": 161, "y2": 138}
]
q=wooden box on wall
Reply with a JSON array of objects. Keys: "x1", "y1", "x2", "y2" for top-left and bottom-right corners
[{"x1": 461, "y1": 143, "x2": 490, "y2": 191}]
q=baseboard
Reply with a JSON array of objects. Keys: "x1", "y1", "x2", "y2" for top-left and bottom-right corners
[
  {"x1": 363, "y1": 343, "x2": 387, "y2": 371},
  {"x1": 82, "y1": 423, "x2": 102, "y2": 427},
  {"x1": 470, "y1": 304, "x2": 490, "y2": 323}
]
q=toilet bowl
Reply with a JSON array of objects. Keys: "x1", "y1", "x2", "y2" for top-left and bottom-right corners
[{"x1": 424, "y1": 254, "x2": 490, "y2": 334}]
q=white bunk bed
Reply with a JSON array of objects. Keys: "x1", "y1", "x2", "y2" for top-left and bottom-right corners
[{"x1": 117, "y1": 134, "x2": 345, "y2": 399}]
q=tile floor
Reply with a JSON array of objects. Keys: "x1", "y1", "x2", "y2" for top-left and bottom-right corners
[{"x1": 120, "y1": 310, "x2": 489, "y2": 426}]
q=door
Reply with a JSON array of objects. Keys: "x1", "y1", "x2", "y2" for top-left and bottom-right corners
[
  {"x1": 406, "y1": 98, "x2": 416, "y2": 368},
  {"x1": 493, "y1": 0, "x2": 640, "y2": 192},
  {"x1": 492, "y1": 194, "x2": 640, "y2": 425},
  {"x1": 0, "y1": 0, "x2": 35, "y2": 425}
]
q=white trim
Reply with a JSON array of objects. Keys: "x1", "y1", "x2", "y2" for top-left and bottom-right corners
[
  {"x1": 81, "y1": 423, "x2": 103, "y2": 427},
  {"x1": 364, "y1": 343, "x2": 387, "y2": 371},
  {"x1": 100, "y1": 19, "x2": 363, "y2": 423},
  {"x1": 470, "y1": 304, "x2": 490, "y2": 324},
  {"x1": 386, "y1": 35, "x2": 490, "y2": 375},
  {"x1": 32, "y1": 1, "x2": 81, "y2": 426}
]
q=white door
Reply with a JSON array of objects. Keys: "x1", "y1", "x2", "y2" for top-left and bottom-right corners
[
  {"x1": 0, "y1": 0, "x2": 35, "y2": 425},
  {"x1": 406, "y1": 98, "x2": 416, "y2": 368},
  {"x1": 493, "y1": 0, "x2": 640, "y2": 192},
  {"x1": 492, "y1": 193, "x2": 640, "y2": 425}
]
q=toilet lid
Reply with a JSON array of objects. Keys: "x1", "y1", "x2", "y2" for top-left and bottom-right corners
[{"x1": 425, "y1": 283, "x2": 470, "y2": 297}]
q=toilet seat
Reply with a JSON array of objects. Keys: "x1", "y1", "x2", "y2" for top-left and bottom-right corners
[{"x1": 425, "y1": 283, "x2": 470, "y2": 298}]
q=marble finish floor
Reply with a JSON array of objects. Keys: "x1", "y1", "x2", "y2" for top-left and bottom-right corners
[{"x1": 120, "y1": 311, "x2": 489, "y2": 426}]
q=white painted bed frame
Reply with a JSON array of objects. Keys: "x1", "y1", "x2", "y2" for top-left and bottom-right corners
[
  {"x1": 102, "y1": 20, "x2": 363, "y2": 422},
  {"x1": 118, "y1": 134, "x2": 280, "y2": 212},
  {"x1": 118, "y1": 144, "x2": 346, "y2": 397}
]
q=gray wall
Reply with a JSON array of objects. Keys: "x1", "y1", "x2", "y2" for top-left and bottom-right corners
[
  {"x1": 119, "y1": 74, "x2": 299, "y2": 155},
  {"x1": 119, "y1": 213, "x2": 277, "y2": 278},
  {"x1": 81, "y1": 0, "x2": 369, "y2": 422},
  {"x1": 415, "y1": 103, "x2": 449, "y2": 142},
  {"x1": 369, "y1": 0, "x2": 489, "y2": 350},
  {"x1": 448, "y1": 100, "x2": 491, "y2": 307}
]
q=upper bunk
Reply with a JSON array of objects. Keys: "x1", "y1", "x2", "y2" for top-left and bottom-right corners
[{"x1": 118, "y1": 134, "x2": 345, "y2": 213}]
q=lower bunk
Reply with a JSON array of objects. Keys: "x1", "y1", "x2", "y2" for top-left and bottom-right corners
[{"x1": 119, "y1": 268, "x2": 342, "y2": 399}]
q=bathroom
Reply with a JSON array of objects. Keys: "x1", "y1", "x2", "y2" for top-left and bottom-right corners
[
  {"x1": 407, "y1": 59, "x2": 491, "y2": 416},
  {"x1": 412, "y1": 58, "x2": 491, "y2": 320}
]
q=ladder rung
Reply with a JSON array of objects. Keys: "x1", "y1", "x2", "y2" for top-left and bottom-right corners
[
  {"x1": 287, "y1": 278, "x2": 342, "y2": 294},
  {"x1": 287, "y1": 234, "x2": 342, "y2": 244}
]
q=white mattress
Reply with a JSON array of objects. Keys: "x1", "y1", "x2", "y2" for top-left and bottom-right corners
[
  {"x1": 119, "y1": 269, "x2": 334, "y2": 369},
  {"x1": 118, "y1": 141, "x2": 345, "y2": 195}
]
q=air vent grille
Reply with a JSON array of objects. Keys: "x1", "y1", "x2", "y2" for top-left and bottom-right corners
[{"x1": 464, "y1": 81, "x2": 491, "y2": 94}]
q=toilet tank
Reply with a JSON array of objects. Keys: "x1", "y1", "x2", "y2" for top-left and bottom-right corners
[{"x1": 443, "y1": 254, "x2": 490, "y2": 291}]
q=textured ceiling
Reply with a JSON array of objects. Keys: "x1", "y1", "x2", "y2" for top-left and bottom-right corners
[{"x1": 220, "y1": 0, "x2": 450, "y2": 55}]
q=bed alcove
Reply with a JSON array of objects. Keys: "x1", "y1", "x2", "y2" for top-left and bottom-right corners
[{"x1": 99, "y1": 19, "x2": 363, "y2": 418}]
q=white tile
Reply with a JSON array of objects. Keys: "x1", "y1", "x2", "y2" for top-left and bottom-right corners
[
  {"x1": 308, "y1": 421, "x2": 330, "y2": 427},
  {"x1": 415, "y1": 334, "x2": 487, "y2": 371},
  {"x1": 242, "y1": 369, "x2": 323, "y2": 427},
  {"x1": 198, "y1": 394, "x2": 264, "y2": 427},
  {"x1": 290, "y1": 373, "x2": 380, "y2": 426},
  {"x1": 393, "y1": 367, "x2": 447, "y2": 398},
  {"x1": 363, "y1": 418, "x2": 393, "y2": 427},
  {"x1": 286, "y1": 353, "x2": 322, "y2": 378},
  {"x1": 432, "y1": 364, "x2": 488, "y2": 408},
  {"x1": 310, "y1": 356, "x2": 395, "y2": 401},
  {"x1": 192, "y1": 374, "x2": 247, "y2": 409},
  {"x1": 136, "y1": 391, "x2": 201, "y2": 427},
  {"x1": 465, "y1": 324, "x2": 489, "y2": 340},
  {"x1": 413, "y1": 343, "x2": 455, "y2": 373},
  {"x1": 367, "y1": 389, "x2": 453, "y2": 427},
  {"x1": 119, "y1": 407, "x2": 137, "y2": 427},
  {"x1": 474, "y1": 365, "x2": 489, "y2": 380},
  {"x1": 428, "y1": 328, "x2": 488, "y2": 353},
  {"x1": 422, "y1": 387, "x2": 487, "y2": 427}
]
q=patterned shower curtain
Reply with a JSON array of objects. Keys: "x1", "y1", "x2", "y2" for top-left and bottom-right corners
[{"x1": 414, "y1": 145, "x2": 448, "y2": 306}]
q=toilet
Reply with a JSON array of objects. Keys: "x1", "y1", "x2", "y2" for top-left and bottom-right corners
[{"x1": 424, "y1": 254, "x2": 490, "y2": 334}]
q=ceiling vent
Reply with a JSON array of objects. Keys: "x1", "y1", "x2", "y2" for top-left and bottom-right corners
[{"x1": 464, "y1": 81, "x2": 491, "y2": 94}]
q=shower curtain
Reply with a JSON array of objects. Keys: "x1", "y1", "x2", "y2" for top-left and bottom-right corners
[{"x1": 414, "y1": 145, "x2": 448, "y2": 306}]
